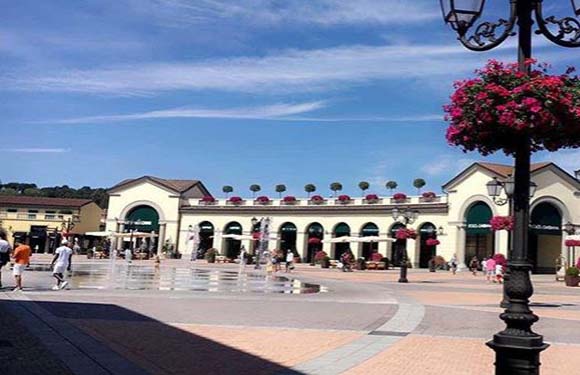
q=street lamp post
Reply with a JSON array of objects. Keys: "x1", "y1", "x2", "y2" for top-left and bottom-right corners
[
  {"x1": 251, "y1": 217, "x2": 270, "y2": 270},
  {"x1": 440, "y1": 1, "x2": 580, "y2": 373},
  {"x1": 391, "y1": 208, "x2": 419, "y2": 283}
]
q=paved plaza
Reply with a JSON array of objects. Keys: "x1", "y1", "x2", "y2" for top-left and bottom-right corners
[{"x1": 1, "y1": 256, "x2": 580, "y2": 375}]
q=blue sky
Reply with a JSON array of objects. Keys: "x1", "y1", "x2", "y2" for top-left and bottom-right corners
[{"x1": 1, "y1": 0, "x2": 580, "y2": 197}]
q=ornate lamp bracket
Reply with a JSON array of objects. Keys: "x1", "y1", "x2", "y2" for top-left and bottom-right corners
[
  {"x1": 535, "y1": 1, "x2": 580, "y2": 47},
  {"x1": 458, "y1": 1, "x2": 517, "y2": 51}
]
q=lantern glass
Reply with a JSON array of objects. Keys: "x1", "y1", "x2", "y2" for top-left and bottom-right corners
[
  {"x1": 504, "y1": 175, "x2": 515, "y2": 198},
  {"x1": 573, "y1": 0, "x2": 580, "y2": 16},
  {"x1": 392, "y1": 208, "x2": 399, "y2": 221},
  {"x1": 486, "y1": 177, "x2": 502, "y2": 197},
  {"x1": 564, "y1": 221, "x2": 575, "y2": 235},
  {"x1": 529, "y1": 181, "x2": 538, "y2": 198},
  {"x1": 441, "y1": 0, "x2": 485, "y2": 29}
]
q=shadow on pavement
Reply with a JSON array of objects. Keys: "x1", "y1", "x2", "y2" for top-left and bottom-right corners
[{"x1": 6, "y1": 299, "x2": 305, "y2": 375}]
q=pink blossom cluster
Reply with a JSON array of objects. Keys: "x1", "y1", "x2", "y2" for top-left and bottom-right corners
[
  {"x1": 422, "y1": 191, "x2": 437, "y2": 199},
  {"x1": 229, "y1": 196, "x2": 243, "y2": 203},
  {"x1": 396, "y1": 228, "x2": 417, "y2": 240},
  {"x1": 489, "y1": 216, "x2": 514, "y2": 231},
  {"x1": 365, "y1": 194, "x2": 379, "y2": 201},
  {"x1": 393, "y1": 193, "x2": 407, "y2": 201},
  {"x1": 256, "y1": 196, "x2": 270, "y2": 203},
  {"x1": 201, "y1": 195, "x2": 215, "y2": 202},
  {"x1": 444, "y1": 60, "x2": 580, "y2": 155},
  {"x1": 283, "y1": 196, "x2": 297, "y2": 202},
  {"x1": 337, "y1": 194, "x2": 351, "y2": 202},
  {"x1": 426, "y1": 238, "x2": 440, "y2": 246},
  {"x1": 565, "y1": 239, "x2": 580, "y2": 247},
  {"x1": 310, "y1": 195, "x2": 324, "y2": 202}
]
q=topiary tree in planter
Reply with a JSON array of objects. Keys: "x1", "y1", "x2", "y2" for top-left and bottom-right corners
[
  {"x1": 385, "y1": 180, "x2": 398, "y2": 193},
  {"x1": 249, "y1": 184, "x2": 261, "y2": 198},
  {"x1": 358, "y1": 181, "x2": 370, "y2": 195},
  {"x1": 275, "y1": 184, "x2": 286, "y2": 198},
  {"x1": 222, "y1": 185, "x2": 233, "y2": 198},
  {"x1": 413, "y1": 178, "x2": 426, "y2": 194},
  {"x1": 304, "y1": 184, "x2": 316, "y2": 197},
  {"x1": 565, "y1": 266, "x2": 580, "y2": 287},
  {"x1": 330, "y1": 182, "x2": 342, "y2": 197}
]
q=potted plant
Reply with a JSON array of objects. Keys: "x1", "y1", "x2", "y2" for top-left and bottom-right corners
[
  {"x1": 565, "y1": 266, "x2": 580, "y2": 287},
  {"x1": 255, "y1": 196, "x2": 271, "y2": 205},
  {"x1": 228, "y1": 196, "x2": 243, "y2": 205},
  {"x1": 314, "y1": 250, "x2": 329, "y2": 268},
  {"x1": 200, "y1": 195, "x2": 216, "y2": 205},
  {"x1": 320, "y1": 256, "x2": 331, "y2": 269},
  {"x1": 421, "y1": 191, "x2": 437, "y2": 202},
  {"x1": 205, "y1": 248, "x2": 218, "y2": 263},
  {"x1": 392, "y1": 192, "x2": 407, "y2": 203},
  {"x1": 282, "y1": 195, "x2": 297, "y2": 205},
  {"x1": 310, "y1": 195, "x2": 325, "y2": 205},
  {"x1": 336, "y1": 194, "x2": 351, "y2": 204},
  {"x1": 364, "y1": 194, "x2": 379, "y2": 204}
]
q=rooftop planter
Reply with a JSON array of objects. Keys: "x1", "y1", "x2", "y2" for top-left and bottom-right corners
[
  {"x1": 490, "y1": 216, "x2": 514, "y2": 231},
  {"x1": 282, "y1": 196, "x2": 298, "y2": 205},
  {"x1": 199, "y1": 195, "x2": 217, "y2": 205},
  {"x1": 391, "y1": 192, "x2": 409, "y2": 204},
  {"x1": 420, "y1": 191, "x2": 439, "y2": 203},
  {"x1": 255, "y1": 196, "x2": 271, "y2": 205},
  {"x1": 336, "y1": 194, "x2": 352, "y2": 204},
  {"x1": 309, "y1": 195, "x2": 326, "y2": 205},
  {"x1": 227, "y1": 196, "x2": 244, "y2": 206},
  {"x1": 364, "y1": 194, "x2": 380, "y2": 204}
]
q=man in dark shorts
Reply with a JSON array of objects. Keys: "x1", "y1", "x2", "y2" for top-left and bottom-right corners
[{"x1": 0, "y1": 231, "x2": 12, "y2": 288}]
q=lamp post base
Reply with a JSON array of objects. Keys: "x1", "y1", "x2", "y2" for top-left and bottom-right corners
[
  {"x1": 487, "y1": 334, "x2": 549, "y2": 375},
  {"x1": 398, "y1": 265, "x2": 408, "y2": 283}
]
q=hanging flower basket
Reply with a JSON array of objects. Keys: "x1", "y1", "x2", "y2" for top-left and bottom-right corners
[
  {"x1": 392, "y1": 193, "x2": 408, "y2": 203},
  {"x1": 308, "y1": 237, "x2": 322, "y2": 244},
  {"x1": 490, "y1": 216, "x2": 514, "y2": 231},
  {"x1": 493, "y1": 253, "x2": 507, "y2": 267},
  {"x1": 310, "y1": 195, "x2": 325, "y2": 205},
  {"x1": 365, "y1": 194, "x2": 379, "y2": 203},
  {"x1": 228, "y1": 196, "x2": 243, "y2": 205},
  {"x1": 426, "y1": 238, "x2": 440, "y2": 246},
  {"x1": 337, "y1": 194, "x2": 352, "y2": 204},
  {"x1": 444, "y1": 59, "x2": 580, "y2": 156},
  {"x1": 255, "y1": 196, "x2": 271, "y2": 205},
  {"x1": 396, "y1": 228, "x2": 417, "y2": 240},
  {"x1": 565, "y1": 239, "x2": 580, "y2": 247}
]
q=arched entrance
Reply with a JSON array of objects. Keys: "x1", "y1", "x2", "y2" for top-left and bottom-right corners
[
  {"x1": 279, "y1": 222, "x2": 297, "y2": 257},
  {"x1": 306, "y1": 223, "x2": 324, "y2": 263},
  {"x1": 198, "y1": 221, "x2": 214, "y2": 259},
  {"x1": 530, "y1": 202, "x2": 562, "y2": 274},
  {"x1": 465, "y1": 201, "x2": 494, "y2": 264},
  {"x1": 419, "y1": 222, "x2": 437, "y2": 268},
  {"x1": 360, "y1": 222, "x2": 379, "y2": 260},
  {"x1": 333, "y1": 223, "x2": 351, "y2": 260},
  {"x1": 223, "y1": 222, "x2": 243, "y2": 259},
  {"x1": 390, "y1": 222, "x2": 406, "y2": 266},
  {"x1": 125, "y1": 205, "x2": 160, "y2": 251}
]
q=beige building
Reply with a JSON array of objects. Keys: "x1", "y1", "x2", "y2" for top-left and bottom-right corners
[
  {"x1": 0, "y1": 196, "x2": 103, "y2": 252},
  {"x1": 105, "y1": 162, "x2": 580, "y2": 273}
]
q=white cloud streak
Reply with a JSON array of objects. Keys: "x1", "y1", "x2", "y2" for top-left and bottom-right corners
[
  {"x1": 1, "y1": 148, "x2": 70, "y2": 153},
  {"x1": 136, "y1": 0, "x2": 439, "y2": 27},
  {"x1": 421, "y1": 155, "x2": 476, "y2": 177}
]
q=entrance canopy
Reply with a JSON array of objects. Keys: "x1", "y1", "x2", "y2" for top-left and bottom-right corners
[
  {"x1": 466, "y1": 201, "x2": 492, "y2": 234},
  {"x1": 530, "y1": 202, "x2": 562, "y2": 235}
]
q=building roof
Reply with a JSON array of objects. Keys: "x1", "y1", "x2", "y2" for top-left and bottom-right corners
[
  {"x1": 108, "y1": 176, "x2": 211, "y2": 196},
  {"x1": 477, "y1": 162, "x2": 551, "y2": 178},
  {"x1": 0, "y1": 195, "x2": 93, "y2": 208}
]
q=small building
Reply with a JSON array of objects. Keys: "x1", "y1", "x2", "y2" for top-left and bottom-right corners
[
  {"x1": 0, "y1": 196, "x2": 103, "y2": 252},
  {"x1": 105, "y1": 162, "x2": 580, "y2": 273}
]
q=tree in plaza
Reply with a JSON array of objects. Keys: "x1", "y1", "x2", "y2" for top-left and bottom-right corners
[
  {"x1": 249, "y1": 184, "x2": 261, "y2": 198},
  {"x1": 358, "y1": 181, "x2": 370, "y2": 195},
  {"x1": 413, "y1": 178, "x2": 426, "y2": 194},
  {"x1": 222, "y1": 185, "x2": 233, "y2": 198},
  {"x1": 275, "y1": 184, "x2": 286, "y2": 198},
  {"x1": 329, "y1": 182, "x2": 342, "y2": 197},
  {"x1": 304, "y1": 184, "x2": 316, "y2": 197},
  {"x1": 385, "y1": 180, "x2": 398, "y2": 193}
]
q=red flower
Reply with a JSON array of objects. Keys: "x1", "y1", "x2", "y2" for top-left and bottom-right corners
[
  {"x1": 426, "y1": 238, "x2": 440, "y2": 246},
  {"x1": 310, "y1": 195, "x2": 324, "y2": 201},
  {"x1": 396, "y1": 228, "x2": 417, "y2": 240},
  {"x1": 365, "y1": 194, "x2": 379, "y2": 201},
  {"x1": 422, "y1": 191, "x2": 437, "y2": 199},
  {"x1": 565, "y1": 239, "x2": 580, "y2": 247},
  {"x1": 201, "y1": 195, "x2": 215, "y2": 202},
  {"x1": 283, "y1": 196, "x2": 296, "y2": 202},
  {"x1": 393, "y1": 193, "x2": 407, "y2": 201},
  {"x1": 490, "y1": 216, "x2": 514, "y2": 231},
  {"x1": 337, "y1": 194, "x2": 351, "y2": 202},
  {"x1": 229, "y1": 196, "x2": 242, "y2": 204},
  {"x1": 256, "y1": 196, "x2": 270, "y2": 203}
]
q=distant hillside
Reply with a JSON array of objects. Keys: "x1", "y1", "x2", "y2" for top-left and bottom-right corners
[{"x1": 0, "y1": 182, "x2": 108, "y2": 208}]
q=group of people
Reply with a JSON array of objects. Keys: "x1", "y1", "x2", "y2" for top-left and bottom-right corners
[
  {"x1": 468, "y1": 255, "x2": 505, "y2": 283},
  {"x1": 0, "y1": 231, "x2": 74, "y2": 291}
]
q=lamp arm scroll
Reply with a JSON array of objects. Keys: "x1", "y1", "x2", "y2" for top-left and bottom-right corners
[
  {"x1": 458, "y1": 0, "x2": 517, "y2": 51},
  {"x1": 535, "y1": 0, "x2": 580, "y2": 47}
]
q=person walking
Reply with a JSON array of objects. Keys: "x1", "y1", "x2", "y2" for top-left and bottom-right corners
[
  {"x1": 495, "y1": 262, "x2": 504, "y2": 284},
  {"x1": 341, "y1": 249, "x2": 354, "y2": 272},
  {"x1": 0, "y1": 231, "x2": 12, "y2": 289},
  {"x1": 449, "y1": 254, "x2": 458, "y2": 275},
  {"x1": 285, "y1": 249, "x2": 294, "y2": 273},
  {"x1": 485, "y1": 257, "x2": 496, "y2": 283},
  {"x1": 239, "y1": 245, "x2": 247, "y2": 267},
  {"x1": 481, "y1": 257, "x2": 488, "y2": 277},
  {"x1": 51, "y1": 239, "x2": 73, "y2": 290},
  {"x1": 469, "y1": 256, "x2": 479, "y2": 276},
  {"x1": 12, "y1": 238, "x2": 31, "y2": 291},
  {"x1": 124, "y1": 247, "x2": 133, "y2": 263}
]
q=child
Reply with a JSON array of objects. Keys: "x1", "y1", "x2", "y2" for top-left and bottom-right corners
[{"x1": 495, "y1": 263, "x2": 504, "y2": 284}]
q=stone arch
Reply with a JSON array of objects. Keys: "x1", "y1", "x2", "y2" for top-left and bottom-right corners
[
  {"x1": 304, "y1": 222, "x2": 324, "y2": 263},
  {"x1": 119, "y1": 200, "x2": 167, "y2": 223},
  {"x1": 359, "y1": 222, "x2": 379, "y2": 260},
  {"x1": 332, "y1": 222, "x2": 351, "y2": 260},
  {"x1": 222, "y1": 221, "x2": 243, "y2": 259},
  {"x1": 463, "y1": 200, "x2": 495, "y2": 265},
  {"x1": 418, "y1": 222, "x2": 437, "y2": 268},
  {"x1": 529, "y1": 201, "x2": 564, "y2": 274},
  {"x1": 278, "y1": 222, "x2": 298, "y2": 257}
]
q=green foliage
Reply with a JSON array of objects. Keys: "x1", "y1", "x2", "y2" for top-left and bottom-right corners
[
  {"x1": 385, "y1": 181, "x2": 398, "y2": 192},
  {"x1": 566, "y1": 266, "x2": 580, "y2": 277},
  {"x1": 304, "y1": 184, "x2": 316, "y2": 197},
  {"x1": 330, "y1": 182, "x2": 342, "y2": 197},
  {"x1": 413, "y1": 178, "x2": 426, "y2": 194},
  {"x1": 249, "y1": 184, "x2": 261, "y2": 197},
  {"x1": 358, "y1": 181, "x2": 370, "y2": 193},
  {"x1": 275, "y1": 184, "x2": 286, "y2": 198},
  {"x1": 222, "y1": 185, "x2": 233, "y2": 197},
  {"x1": 0, "y1": 182, "x2": 108, "y2": 208}
]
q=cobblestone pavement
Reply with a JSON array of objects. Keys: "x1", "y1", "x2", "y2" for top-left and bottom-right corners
[{"x1": 1, "y1": 257, "x2": 580, "y2": 374}]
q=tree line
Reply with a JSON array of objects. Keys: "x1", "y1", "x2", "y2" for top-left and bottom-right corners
[
  {"x1": 221, "y1": 179, "x2": 428, "y2": 198},
  {"x1": 0, "y1": 182, "x2": 108, "y2": 208}
]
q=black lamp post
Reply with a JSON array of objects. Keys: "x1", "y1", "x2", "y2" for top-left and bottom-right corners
[
  {"x1": 392, "y1": 207, "x2": 419, "y2": 283},
  {"x1": 251, "y1": 217, "x2": 270, "y2": 270},
  {"x1": 440, "y1": 0, "x2": 580, "y2": 373}
]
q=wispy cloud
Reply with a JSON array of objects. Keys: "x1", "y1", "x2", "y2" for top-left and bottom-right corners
[
  {"x1": 1, "y1": 148, "x2": 70, "y2": 153},
  {"x1": 135, "y1": 0, "x2": 439, "y2": 27},
  {"x1": 421, "y1": 154, "x2": 475, "y2": 177}
]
